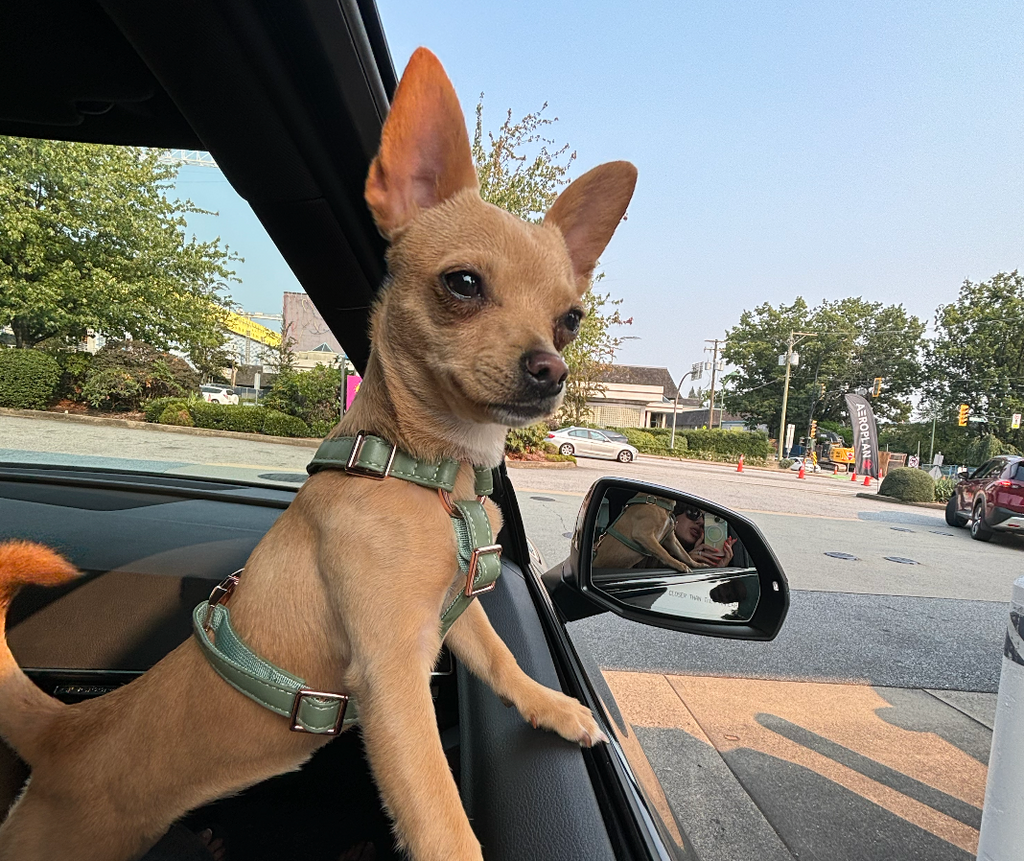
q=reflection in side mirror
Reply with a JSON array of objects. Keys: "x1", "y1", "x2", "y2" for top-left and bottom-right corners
[
  {"x1": 544, "y1": 478, "x2": 789, "y2": 640},
  {"x1": 591, "y1": 489, "x2": 761, "y2": 623}
]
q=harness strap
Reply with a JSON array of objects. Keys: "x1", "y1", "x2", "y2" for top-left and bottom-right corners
[
  {"x1": 598, "y1": 493, "x2": 677, "y2": 559},
  {"x1": 194, "y1": 433, "x2": 501, "y2": 735},
  {"x1": 602, "y1": 526, "x2": 650, "y2": 557},
  {"x1": 193, "y1": 603, "x2": 356, "y2": 734}
]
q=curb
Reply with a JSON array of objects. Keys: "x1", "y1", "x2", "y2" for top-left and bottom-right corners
[
  {"x1": 855, "y1": 492, "x2": 946, "y2": 510},
  {"x1": 505, "y1": 459, "x2": 577, "y2": 469},
  {"x1": 0, "y1": 407, "x2": 322, "y2": 449}
]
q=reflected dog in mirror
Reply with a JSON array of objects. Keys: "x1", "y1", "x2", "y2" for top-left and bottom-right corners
[{"x1": 592, "y1": 492, "x2": 697, "y2": 572}]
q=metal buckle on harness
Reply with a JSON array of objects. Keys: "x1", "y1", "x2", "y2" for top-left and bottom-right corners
[
  {"x1": 289, "y1": 689, "x2": 349, "y2": 735},
  {"x1": 465, "y1": 544, "x2": 502, "y2": 597},
  {"x1": 202, "y1": 570, "x2": 242, "y2": 631},
  {"x1": 345, "y1": 431, "x2": 397, "y2": 480}
]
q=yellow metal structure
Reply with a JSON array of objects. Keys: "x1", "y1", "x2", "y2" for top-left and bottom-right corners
[{"x1": 222, "y1": 311, "x2": 281, "y2": 348}]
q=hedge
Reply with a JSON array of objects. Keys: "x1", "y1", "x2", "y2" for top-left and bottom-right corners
[
  {"x1": 0, "y1": 349, "x2": 61, "y2": 409},
  {"x1": 261, "y1": 411, "x2": 312, "y2": 438},
  {"x1": 143, "y1": 398, "x2": 314, "y2": 438},
  {"x1": 611, "y1": 426, "x2": 771, "y2": 459},
  {"x1": 189, "y1": 402, "x2": 267, "y2": 434},
  {"x1": 878, "y1": 467, "x2": 935, "y2": 503}
]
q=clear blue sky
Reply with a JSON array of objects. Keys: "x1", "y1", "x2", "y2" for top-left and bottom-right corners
[{"x1": 177, "y1": 0, "x2": 1024, "y2": 384}]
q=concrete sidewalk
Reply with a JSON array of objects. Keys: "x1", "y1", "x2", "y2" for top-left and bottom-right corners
[{"x1": 606, "y1": 670, "x2": 991, "y2": 861}]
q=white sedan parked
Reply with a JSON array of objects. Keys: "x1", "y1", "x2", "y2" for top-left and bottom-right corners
[
  {"x1": 547, "y1": 427, "x2": 639, "y2": 463},
  {"x1": 200, "y1": 385, "x2": 239, "y2": 405}
]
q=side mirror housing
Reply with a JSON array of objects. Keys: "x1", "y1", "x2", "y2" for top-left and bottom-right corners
[{"x1": 543, "y1": 477, "x2": 789, "y2": 640}]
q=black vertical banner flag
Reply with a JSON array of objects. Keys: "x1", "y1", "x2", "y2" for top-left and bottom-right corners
[{"x1": 845, "y1": 394, "x2": 880, "y2": 478}]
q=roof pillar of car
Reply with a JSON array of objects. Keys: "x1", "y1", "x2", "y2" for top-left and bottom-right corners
[{"x1": 95, "y1": 0, "x2": 396, "y2": 372}]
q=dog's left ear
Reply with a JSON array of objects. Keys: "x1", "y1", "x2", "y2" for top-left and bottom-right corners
[
  {"x1": 544, "y1": 161, "x2": 638, "y2": 292},
  {"x1": 365, "y1": 48, "x2": 479, "y2": 238}
]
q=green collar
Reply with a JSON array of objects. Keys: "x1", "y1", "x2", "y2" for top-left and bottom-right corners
[
  {"x1": 307, "y1": 432, "x2": 493, "y2": 497},
  {"x1": 194, "y1": 432, "x2": 501, "y2": 735}
]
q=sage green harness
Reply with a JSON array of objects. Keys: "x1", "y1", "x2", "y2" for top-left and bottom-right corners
[
  {"x1": 598, "y1": 493, "x2": 677, "y2": 558},
  {"x1": 192, "y1": 432, "x2": 501, "y2": 735}
]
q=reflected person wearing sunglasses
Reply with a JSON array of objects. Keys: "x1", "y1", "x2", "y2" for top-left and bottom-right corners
[{"x1": 674, "y1": 506, "x2": 736, "y2": 568}]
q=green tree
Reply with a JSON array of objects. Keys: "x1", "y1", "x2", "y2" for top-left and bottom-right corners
[
  {"x1": 0, "y1": 137, "x2": 237, "y2": 351},
  {"x1": 722, "y1": 297, "x2": 926, "y2": 436},
  {"x1": 558, "y1": 288, "x2": 631, "y2": 426},
  {"x1": 923, "y1": 271, "x2": 1024, "y2": 449},
  {"x1": 472, "y1": 98, "x2": 630, "y2": 425},
  {"x1": 472, "y1": 98, "x2": 575, "y2": 222}
]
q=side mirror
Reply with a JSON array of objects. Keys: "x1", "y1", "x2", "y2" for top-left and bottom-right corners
[{"x1": 543, "y1": 477, "x2": 789, "y2": 640}]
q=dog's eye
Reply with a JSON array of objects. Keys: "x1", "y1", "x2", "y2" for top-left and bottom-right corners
[
  {"x1": 442, "y1": 270, "x2": 484, "y2": 300},
  {"x1": 563, "y1": 310, "x2": 583, "y2": 335}
]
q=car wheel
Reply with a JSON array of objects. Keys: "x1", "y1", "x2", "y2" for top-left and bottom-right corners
[
  {"x1": 971, "y1": 500, "x2": 993, "y2": 542},
  {"x1": 559, "y1": 443, "x2": 574, "y2": 456},
  {"x1": 945, "y1": 496, "x2": 966, "y2": 528},
  {"x1": 617, "y1": 450, "x2": 633, "y2": 463}
]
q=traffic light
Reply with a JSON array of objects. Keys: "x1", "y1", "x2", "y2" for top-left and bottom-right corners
[
  {"x1": 872, "y1": 377, "x2": 882, "y2": 397},
  {"x1": 958, "y1": 404, "x2": 970, "y2": 426},
  {"x1": 809, "y1": 420, "x2": 817, "y2": 439}
]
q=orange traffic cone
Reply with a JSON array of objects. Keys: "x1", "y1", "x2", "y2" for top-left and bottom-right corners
[
  {"x1": 833, "y1": 464, "x2": 839, "y2": 475},
  {"x1": 736, "y1": 454, "x2": 745, "y2": 473},
  {"x1": 798, "y1": 464, "x2": 806, "y2": 479},
  {"x1": 863, "y1": 475, "x2": 871, "y2": 487},
  {"x1": 851, "y1": 470, "x2": 857, "y2": 481}
]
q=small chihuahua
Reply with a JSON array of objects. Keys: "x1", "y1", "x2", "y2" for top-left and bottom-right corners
[{"x1": 0, "y1": 48, "x2": 635, "y2": 861}]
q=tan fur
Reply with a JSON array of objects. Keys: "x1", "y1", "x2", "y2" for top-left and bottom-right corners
[
  {"x1": 0, "y1": 47, "x2": 635, "y2": 861},
  {"x1": 593, "y1": 496, "x2": 697, "y2": 572}
]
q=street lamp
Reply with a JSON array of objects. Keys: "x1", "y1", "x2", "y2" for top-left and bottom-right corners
[
  {"x1": 777, "y1": 331, "x2": 817, "y2": 459},
  {"x1": 670, "y1": 362, "x2": 704, "y2": 450}
]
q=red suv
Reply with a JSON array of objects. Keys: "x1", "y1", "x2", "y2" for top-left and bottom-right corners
[{"x1": 946, "y1": 455, "x2": 1024, "y2": 541}]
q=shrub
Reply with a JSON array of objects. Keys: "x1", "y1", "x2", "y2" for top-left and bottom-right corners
[
  {"x1": 779, "y1": 459, "x2": 795, "y2": 470},
  {"x1": 613, "y1": 426, "x2": 769, "y2": 459},
  {"x1": 263, "y1": 366, "x2": 342, "y2": 427},
  {"x1": 261, "y1": 410, "x2": 312, "y2": 438},
  {"x1": 189, "y1": 402, "x2": 266, "y2": 434},
  {"x1": 307, "y1": 419, "x2": 336, "y2": 439},
  {"x1": 82, "y1": 368, "x2": 144, "y2": 410},
  {"x1": 159, "y1": 405, "x2": 194, "y2": 427},
  {"x1": 878, "y1": 467, "x2": 935, "y2": 503},
  {"x1": 53, "y1": 351, "x2": 93, "y2": 402},
  {"x1": 505, "y1": 423, "x2": 551, "y2": 455},
  {"x1": 934, "y1": 475, "x2": 958, "y2": 502},
  {"x1": 144, "y1": 397, "x2": 189, "y2": 423},
  {"x1": 0, "y1": 349, "x2": 61, "y2": 409},
  {"x1": 83, "y1": 341, "x2": 199, "y2": 412}
]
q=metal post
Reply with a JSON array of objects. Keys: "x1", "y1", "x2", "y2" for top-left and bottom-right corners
[
  {"x1": 340, "y1": 359, "x2": 348, "y2": 419},
  {"x1": 670, "y1": 362, "x2": 704, "y2": 449},
  {"x1": 977, "y1": 575, "x2": 1024, "y2": 859},
  {"x1": 704, "y1": 338, "x2": 725, "y2": 429},
  {"x1": 777, "y1": 332, "x2": 795, "y2": 460},
  {"x1": 929, "y1": 415, "x2": 936, "y2": 464}
]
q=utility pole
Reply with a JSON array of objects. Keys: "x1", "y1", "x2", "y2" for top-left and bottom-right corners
[
  {"x1": 704, "y1": 338, "x2": 726, "y2": 429},
  {"x1": 777, "y1": 331, "x2": 817, "y2": 460}
]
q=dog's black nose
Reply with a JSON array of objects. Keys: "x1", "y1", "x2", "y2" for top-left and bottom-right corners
[{"x1": 523, "y1": 350, "x2": 569, "y2": 396}]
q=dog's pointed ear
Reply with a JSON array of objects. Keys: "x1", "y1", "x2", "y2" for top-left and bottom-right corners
[
  {"x1": 365, "y1": 48, "x2": 478, "y2": 238},
  {"x1": 544, "y1": 161, "x2": 638, "y2": 292}
]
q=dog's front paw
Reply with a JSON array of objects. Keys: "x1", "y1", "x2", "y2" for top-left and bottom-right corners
[{"x1": 521, "y1": 689, "x2": 609, "y2": 747}]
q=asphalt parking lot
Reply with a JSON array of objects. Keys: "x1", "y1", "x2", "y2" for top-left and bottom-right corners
[{"x1": 1, "y1": 413, "x2": 1017, "y2": 860}]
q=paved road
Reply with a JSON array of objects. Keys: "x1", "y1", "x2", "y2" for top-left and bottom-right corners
[
  {"x1": 507, "y1": 456, "x2": 1017, "y2": 861},
  {"x1": 2, "y1": 414, "x2": 1017, "y2": 860}
]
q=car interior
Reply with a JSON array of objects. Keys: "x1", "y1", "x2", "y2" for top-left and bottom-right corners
[{"x1": 0, "y1": 3, "x2": 658, "y2": 860}]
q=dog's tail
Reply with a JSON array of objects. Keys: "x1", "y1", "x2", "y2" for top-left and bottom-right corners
[{"x1": 0, "y1": 541, "x2": 78, "y2": 761}]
